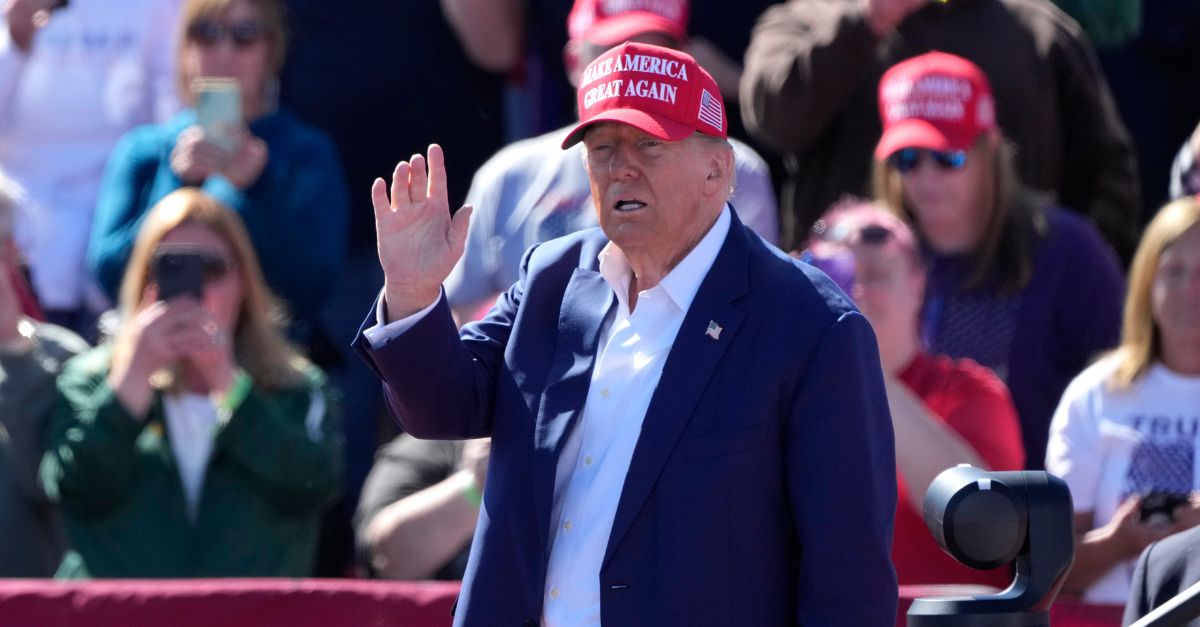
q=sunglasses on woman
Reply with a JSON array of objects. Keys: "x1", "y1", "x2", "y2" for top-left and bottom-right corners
[
  {"x1": 886, "y1": 147, "x2": 968, "y2": 174},
  {"x1": 819, "y1": 222, "x2": 895, "y2": 246},
  {"x1": 187, "y1": 21, "x2": 268, "y2": 48}
]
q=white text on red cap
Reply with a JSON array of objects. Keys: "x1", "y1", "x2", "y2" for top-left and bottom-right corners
[{"x1": 581, "y1": 52, "x2": 689, "y2": 86}]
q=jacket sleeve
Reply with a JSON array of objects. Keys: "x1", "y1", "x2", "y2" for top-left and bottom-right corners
[
  {"x1": 354, "y1": 247, "x2": 532, "y2": 441},
  {"x1": 87, "y1": 127, "x2": 170, "y2": 301},
  {"x1": 1049, "y1": 19, "x2": 1140, "y2": 262},
  {"x1": 39, "y1": 354, "x2": 147, "y2": 518},
  {"x1": 787, "y1": 310, "x2": 898, "y2": 623},
  {"x1": 214, "y1": 368, "x2": 344, "y2": 516},
  {"x1": 739, "y1": 0, "x2": 882, "y2": 155}
]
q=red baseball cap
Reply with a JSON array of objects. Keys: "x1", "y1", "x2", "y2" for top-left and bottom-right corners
[
  {"x1": 874, "y1": 52, "x2": 996, "y2": 160},
  {"x1": 562, "y1": 41, "x2": 727, "y2": 149},
  {"x1": 567, "y1": 0, "x2": 689, "y2": 47}
]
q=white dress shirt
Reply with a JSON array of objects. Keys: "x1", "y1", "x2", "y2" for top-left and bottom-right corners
[{"x1": 365, "y1": 206, "x2": 732, "y2": 626}]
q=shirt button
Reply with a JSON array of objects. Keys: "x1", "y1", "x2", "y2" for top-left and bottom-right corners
[
  {"x1": 600, "y1": 388, "x2": 611, "y2": 398},
  {"x1": 550, "y1": 587, "x2": 560, "y2": 599},
  {"x1": 563, "y1": 520, "x2": 573, "y2": 532},
  {"x1": 584, "y1": 456, "x2": 593, "y2": 467}
]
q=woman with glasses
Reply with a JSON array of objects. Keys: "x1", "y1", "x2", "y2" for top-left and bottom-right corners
[
  {"x1": 88, "y1": 0, "x2": 348, "y2": 349},
  {"x1": 805, "y1": 201, "x2": 1025, "y2": 588},
  {"x1": 871, "y1": 52, "x2": 1125, "y2": 471},
  {"x1": 42, "y1": 188, "x2": 342, "y2": 578},
  {"x1": 1046, "y1": 195, "x2": 1200, "y2": 605}
]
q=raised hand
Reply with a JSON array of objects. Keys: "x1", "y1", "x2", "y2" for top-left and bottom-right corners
[
  {"x1": 222, "y1": 130, "x2": 268, "y2": 190},
  {"x1": 372, "y1": 144, "x2": 472, "y2": 321}
]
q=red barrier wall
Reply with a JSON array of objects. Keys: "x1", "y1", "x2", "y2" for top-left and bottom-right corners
[{"x1": 0, "y1": 580, "x2": 1123, "y2": 626}]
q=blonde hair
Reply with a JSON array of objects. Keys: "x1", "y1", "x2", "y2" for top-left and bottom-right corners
[
  {"x1": 1109, "y1": 195, "x2": 1200, "y2": 388},
  {"x1": 115, "y1": 188, "x2": 307, "y2": 391},
  {"x1": 175, "y1": 0, "x2": 289, "y2": 104},
  {"x1": 873, "y1": 135, "x2": 1042, "y2": 294}
]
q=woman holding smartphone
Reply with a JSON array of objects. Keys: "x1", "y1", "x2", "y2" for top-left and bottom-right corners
[
  {"x1": 42, "y1": 188, "x2": 342, "y2": 578},
  {"x1": 87, "y1": 0, "x2": 348, "y2": 350},
  {"x1": 1045, "y1": 195, "x2": 1200, "y2": 604}
]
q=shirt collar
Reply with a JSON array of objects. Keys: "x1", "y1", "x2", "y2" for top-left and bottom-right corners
[{"x1": 597, "y1": 204, "x2": 731, "y2": 313}]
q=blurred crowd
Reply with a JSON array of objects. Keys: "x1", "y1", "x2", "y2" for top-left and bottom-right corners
[{"x1": 1, "y1": 0, "x2": 1198, "y2": 620}]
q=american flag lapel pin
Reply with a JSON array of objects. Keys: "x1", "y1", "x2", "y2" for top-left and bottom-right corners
[{"x1": 706, "y1": 320, "x2": 723, "y2": 340}]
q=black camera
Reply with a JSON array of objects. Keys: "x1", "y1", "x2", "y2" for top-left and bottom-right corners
[{"x1": 908, "y1": 465, "x2": 1075, "y2": 627}]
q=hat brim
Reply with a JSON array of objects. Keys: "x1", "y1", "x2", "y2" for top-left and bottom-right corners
[
  {"x1": 584, "y1": 14, "x2": 686, "y2": 47},
  {"x1": 874, "y1": 118, "x2": 958, "y2": 160},
  {"x1": 561, "y1": 108, "x2": 695, "y2": 149}
]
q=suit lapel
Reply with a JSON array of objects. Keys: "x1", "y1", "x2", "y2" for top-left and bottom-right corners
[
  {"x1": 532, "y1": 266, "x2": 614, "y2": 555},
  {"x1": 603, "y1": 221, "x2": 751, "y2": 567}
]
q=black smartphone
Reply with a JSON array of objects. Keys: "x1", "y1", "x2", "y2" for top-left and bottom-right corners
[
  {"x1": 1139, "y1": 491, "x2": 1189, "y2": 523},
  {"x1": 152, "y1": 250, "x2": 205, "y2": 301},
  {"x1": 48, "y1": 0, "x2": 70, "y2": 12}
]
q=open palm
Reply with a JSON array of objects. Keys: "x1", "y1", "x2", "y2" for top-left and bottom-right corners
[{"x1": 372, "y1": 144, "x2": 472, "y2": 320}]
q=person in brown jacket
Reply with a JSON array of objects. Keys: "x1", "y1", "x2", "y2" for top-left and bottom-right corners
[{"x1": 740, "y1": 0, "x2": 1140, "y2": 261}]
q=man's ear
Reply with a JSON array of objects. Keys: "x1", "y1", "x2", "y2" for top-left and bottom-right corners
[{"x1": 702, "y1": 145, "x2": 734, "y2": 195}]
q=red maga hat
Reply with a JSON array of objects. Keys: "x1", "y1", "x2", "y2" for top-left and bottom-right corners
[
  {"x1": 567, "y1": 0, "x2": 689, "y2": 46},
  {"x1": 875, "y1": 51, "x2": 996, "y2": 160},
  {"x1": 562, "y1": 41, "x2": 727, "y2": 149}
]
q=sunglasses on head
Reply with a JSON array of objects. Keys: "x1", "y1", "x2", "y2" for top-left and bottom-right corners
[
  {"x1": 886, "y1": 147, "x2": 968, "y2": 174},
  {"x1": 187, "y1": 21, "x2": 267, "y2": 48},
  {"x1": 819, "y1": 221, "x2": 895, "y2": 246}
]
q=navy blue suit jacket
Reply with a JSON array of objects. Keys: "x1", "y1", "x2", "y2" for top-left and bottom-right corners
[{"x1": 354, "y1": 211, "x2": 898, "y2": 625}]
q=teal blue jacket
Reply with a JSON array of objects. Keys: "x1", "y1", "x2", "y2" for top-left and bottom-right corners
[{"x1": 88, "y1": 109, "x2": 349, "y2": 330}]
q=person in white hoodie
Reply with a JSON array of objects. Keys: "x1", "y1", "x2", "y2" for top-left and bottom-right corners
[{"x1": 0, "y1": 0, "x2": 181, "y2": 335}]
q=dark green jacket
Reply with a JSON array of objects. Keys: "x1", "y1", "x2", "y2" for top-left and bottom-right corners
[{"x1": 41, "y1": 346, "x2": 343, "y2": 578}]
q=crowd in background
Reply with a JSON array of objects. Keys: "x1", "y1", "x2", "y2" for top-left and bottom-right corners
[{"x1": 1, "y1": 0, "x2": 1199, "y2": 620}]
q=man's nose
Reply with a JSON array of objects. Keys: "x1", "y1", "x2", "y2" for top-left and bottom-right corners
[{"x1": 609, "y1": 144, "x2": 639, "y2": 178}]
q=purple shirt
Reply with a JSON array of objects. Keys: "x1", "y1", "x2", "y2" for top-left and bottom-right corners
[{"x1": 922, "y1": 206, "x2": 1124, "y2": 469}]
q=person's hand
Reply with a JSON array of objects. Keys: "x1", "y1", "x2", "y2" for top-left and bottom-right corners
[
  {"x1": 4, "y1": 0, "x2": 58, "y2": 53},
  {"x1": 170, "y1": 126, "x2": 228, "y2": 185},
  {"x1": 108, "y1": 291, "x2": 218, "y2": 417},
  {"x1": 1170, "y1": 493, "x2": 1200, "y2": 533},
  {"x1": 1093, "y1": 495, "x2": 1184, "y2": 561},
  {"x1": 862, "y1": 0, "x2": 926, "y2": 36},
  {"x1": 459, "y1": 437, "x2": 490, "y2": 491},
  {"x1": 182, "y1": 314, "x2": 235, "y2": 395},
  {"x1": 372, "y1": 144, "x2": 472, "y2": 320},
  {"x1": 221, "y1": 130, "x2": 268, "y2": 190},
  {"x1": 118, "y1": 294, "x2": 215, "y2": 377}
]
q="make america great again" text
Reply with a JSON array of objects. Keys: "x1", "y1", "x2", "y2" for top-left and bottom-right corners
[{"x1": 581, "y1": 53, "x2": 689, "y2": 109}]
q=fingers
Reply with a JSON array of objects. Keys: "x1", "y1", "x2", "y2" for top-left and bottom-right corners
[
  {"x1": 379, "y1": 145, "x2": 445, "y2": 213},
  {"x1": 449, "y1": 204, "x2": 473, "y2": 255},
  {"x1": 391, "y1": 161, "x2": 409, "y2": 210},
  {"x1": 410, "y1": 153, "x2": 427, "y2": 204},
  {"x1": 371, "y1": 177, "x2": 391, "y2": 221},
  {"x1": 427, "y1": 144, "x2": 448, "y2": 205}
]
